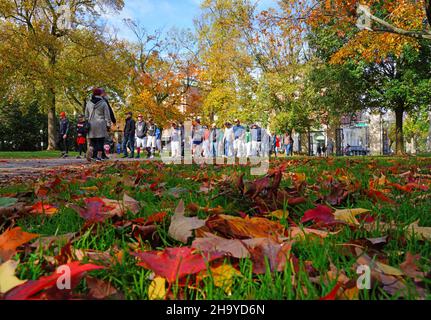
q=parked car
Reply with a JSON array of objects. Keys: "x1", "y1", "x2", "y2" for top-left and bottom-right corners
[{"x1": 346, "y1": 146, "x2": 369, "y2": 156}]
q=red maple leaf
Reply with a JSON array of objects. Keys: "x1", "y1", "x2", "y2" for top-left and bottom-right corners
[
  {"x1": 320, "y1": 283, "x2": 341, "y2": 300},
  {"x1": 5, "y1": 262, "x2": 105, "y2": 300},
  {"x1": 301, "y1": 205, "x2": 335, "y2": 224},
  {"x1": 131, "y1": 247, "x2": 224, "y2": 283}
]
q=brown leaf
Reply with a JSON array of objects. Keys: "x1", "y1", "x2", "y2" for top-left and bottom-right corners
[
  {"x1": 400, "y1": 253, "x2": 426, "y2": 281},
  {"x1": 245, "y1": 238, "x2": 293, "y2": 274},
  {"x1": 123, "y1": 193, "x2": 140, "y2": 214},
  {"x1": 203, "y1": 214, "x2": 285, "y2": 240},
  {"x1": 168, "y1": 200, "x2": 207, "y2": 243},
  {"x1": 86, "y1": 277, "x2": 118, "y2": 300},
  {"x1": 192, "y1": 232, "x2": 250, "y2": 258}
]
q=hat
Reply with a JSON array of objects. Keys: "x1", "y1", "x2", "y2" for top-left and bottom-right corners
[
  {"x1": 92, "y1": 87, "x2": 105, "y2": 96},
  {"x1": 60, "y1": 112, "x2": 66, "y2": 118}
]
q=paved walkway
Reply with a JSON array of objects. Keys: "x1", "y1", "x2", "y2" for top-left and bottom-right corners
[{"x1": 0, "y1": 155, "x2": 145, "y2": 186}]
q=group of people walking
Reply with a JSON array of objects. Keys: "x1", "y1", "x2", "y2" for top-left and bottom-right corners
[
  {"x1": 57, "y1": 88, "x2": 297, "y2": 161},
  {"x1": 58, "y1": 87, "x2": 116, "y2": 162},
  {"x1": 174, "y1": 118, "x2": 295, "y2": 160}
]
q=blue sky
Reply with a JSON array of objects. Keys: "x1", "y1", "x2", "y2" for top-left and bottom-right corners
[{"x1": 102, "y1": 0, "x2": 275, "y2": 40}]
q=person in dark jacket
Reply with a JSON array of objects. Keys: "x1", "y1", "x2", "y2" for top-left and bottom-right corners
[
  {"x1": 76, "y1": 114, "x2": 88, "y2": 159},
  {"x1": 122, "y1": 112, "x2": 136, "y2": 158},
  {"x1": 135, "y1": 114, "x2": 147, "y2": 159},
  {"x1": 58, "y1": 111, "x2": 70, "y2": 158}
]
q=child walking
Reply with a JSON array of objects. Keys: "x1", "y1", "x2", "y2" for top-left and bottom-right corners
[{"x1": 76, "y1": 114, "x2": 88, "y2": 159}]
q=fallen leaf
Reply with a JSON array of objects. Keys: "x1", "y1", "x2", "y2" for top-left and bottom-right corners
[
  {"x1": 192, "y1": 233, "x2": 250, "y2": 258},
  {"x1": 148, "y1": 276, "x2": 166, "y2": 300},
  {"x1": 320, "y1": 283, "x2": 341, "y2": 300},
  {"x1": 400, "y1": 253, "x2": 426, "y2": 281},
  {"x1": 197, "y1": 264, "x2": 241, "y2": 294},
  {"x1": 366, "y1": 189, "x2": 396, "y2": 204},
  {"x1": 30, "y1": 202, "x2": 58, "y2": 215},
  {"x1": 287, "y1": 227, "x2": 339, "y2": 239},
  {"x1": 407, "y1": 220, "x2": 431, "y2": 240},
  {"x1": 168, "y1": 200, "x2": 207, "y2": 243},
  {"x1": 0, "y1": 260, "x2": 27, "y2": 294},
  {"x1": 132, "y1": 247, "x2": 223, "y2": 283},
  {"x1": 267, "y1": 209, "x2": 289, "y2": 219},
  {"x1": 86, "y1": 277, "x2": 118, "y2": 299},
  {"x1": 333, "y1": 208, "x2": 370, "y2": 225},
  {"x1": 301, "y1": 205, "x2": 334, "y2": 225},
  {"x1": 245, "y1": 238, "x2": 293, "y2": 274},
  {"x1": 0, "y1": 227, "x2": 39, "y2": 262},
  {"x1": 69, "y1": 197, "x2": 122, "y2": 222},
  {"x1": 4, "y1": 262, "x2": 105, "y2": 300},
  {"x1": 202, "y1": 214, "x2": 285, "y2": 240},
  {"x1": 80, "y1": 186, "x2": 99, "y2": 192},
  {"x1": 123, "y1": 193, "x2": 140, "y2": 214}
]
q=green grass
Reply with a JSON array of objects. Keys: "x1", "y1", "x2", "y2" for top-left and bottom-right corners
[
  {"x1": 2, "y1": 156, "x2": 431, "y2": 300},
  {"x1": 0, "y1": 151, "x2": 79, "y2": 159}
]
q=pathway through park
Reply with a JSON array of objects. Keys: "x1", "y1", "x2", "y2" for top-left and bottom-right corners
[{"x1": 0, "y1": 156, "x2": 142, "y2": 186}]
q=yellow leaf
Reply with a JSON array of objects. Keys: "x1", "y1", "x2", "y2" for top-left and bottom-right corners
[
  {"x1": 407, "y1": 221, "x2": 431, "y2": 240},
  {"x1": 341, "y1": 287, "x2": 359, "y2": 300},
  {"x1": 0, "y1": 260, "x2": 27, "y2": 293},
  {"x1": 198, "y1": 264, "x2": 242, "y2": 295},
  {"x1": 148, "y1": 276, "x2": 166, "y2": 300},
  {"x1": 268, "y1": 210, "x2": 288, "y2": 219},
  {"x1": 80, "y1": 186, "x2": 99, "y2": 192},
  {"x1": 333, "y1": 208, "x2": 370, "y2": 225},
  {"x1": 375, "y1": 262, "x2": 404, "y2": 276}
]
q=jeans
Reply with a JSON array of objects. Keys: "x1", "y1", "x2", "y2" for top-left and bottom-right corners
[
  {"x1": 123, "y1": 135, "x2": 135, "y2": 156},
  {"x1": 225, "y1": 140, "x2": 234, "y2": 157},
  {"x1": 210, "y1": 142, "x2": 217, "y2": 157},
  {"x1": 285, "y1": 144, "x2": 292, "y2": 156}
]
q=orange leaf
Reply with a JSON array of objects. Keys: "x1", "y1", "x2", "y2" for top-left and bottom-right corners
[
  {"x1": 0, "y1": 227, "x2": 39, "y2": 262},
  {"x1": 30, "y1": 202, "x2": 58, "y2": 215}
]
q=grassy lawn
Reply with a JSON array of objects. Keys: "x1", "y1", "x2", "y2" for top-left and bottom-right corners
[
  {"x1": 0, "y1": 156, "x2": 430, "y2": 300},
  {"x1": 0, "y1": 151, "x2": 79, "y2": 159}
]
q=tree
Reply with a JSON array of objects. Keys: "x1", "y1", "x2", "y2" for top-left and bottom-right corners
[
  {"x1": 0, "y1": 0, "x2": 125, "y2": 149},
  {"x1": 271, "y1": 0, "x2": 431, "y2": 154},
  {"x1": 125, "y1": 22, "x2": 202, "y2": 127},
  {"x1": 0, "y1": 100, "x2": 47, "y2": 151},
  {"x1": 196, "y1": 0, "x2": 257, "y2": 124}
]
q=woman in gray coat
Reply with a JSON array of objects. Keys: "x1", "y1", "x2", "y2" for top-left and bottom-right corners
[{"x1": 85, "y1": 88, "x2": 112, "y2": 161}]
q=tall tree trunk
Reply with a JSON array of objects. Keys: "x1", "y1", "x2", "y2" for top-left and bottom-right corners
[
  {"x1": 47, "y1": 47, "x2": 58, "y2": 150},
  {"x1": 47, "y1": 88, "x2": 57, "y2": 150},
  {"x1": 394, "y1": 108, "x2": 405, "y2": 155}
]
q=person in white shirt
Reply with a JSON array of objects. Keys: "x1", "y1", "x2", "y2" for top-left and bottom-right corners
[
  {"x1": 223, "y1": 122, "x2": 235, "y2": 158},
  {"x1": 233, "y1": 119, "x2": 245, "y2": 158},
  {"x1": 170, "y1": 122, "x2": 181, "y2": 159}
]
